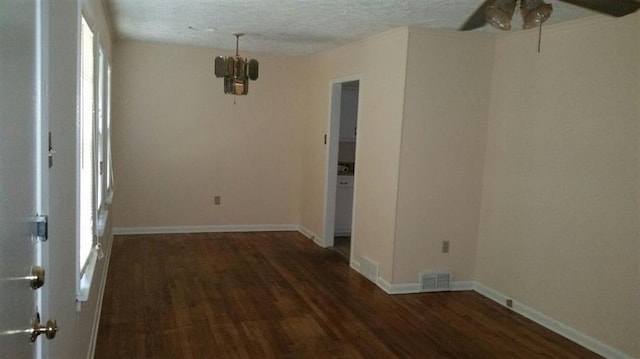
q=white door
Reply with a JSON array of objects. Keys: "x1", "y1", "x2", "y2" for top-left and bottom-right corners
[{"x1": 0, "y1": 0, "x2": 50, "y2": 357}]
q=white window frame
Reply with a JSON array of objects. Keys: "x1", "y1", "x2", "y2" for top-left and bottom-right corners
[
  {"x1": 95, "y1": 49, "x2": 112, "y2": 237},
  {"x1": 77, "y1": 11, "x2": 113, "y2": 303},
  {"x1": 105, "y1": 64, "x2": 114, "y2": 205},
  {"x1": 96, "y1": 48, "x2": 105, "y2": 222},
  {"x1": 78, "y1": 15, "x2": 96, "y2": 279}
]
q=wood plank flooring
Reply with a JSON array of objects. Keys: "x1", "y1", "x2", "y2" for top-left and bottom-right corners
[
  {"x1": 95, "y1": 232, "x2": 601, "y2": 358},
  {"x1": 331, "y1": 236, "x2": 351, "y2": 261}
]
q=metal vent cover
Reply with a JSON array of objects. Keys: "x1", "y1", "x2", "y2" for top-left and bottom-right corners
[
  {"x1": 421, "y1": 271, "x2": 451, "y2": 292},
  {"x1": 360, "y1": 256, "x2": 379, "y2": 283}
]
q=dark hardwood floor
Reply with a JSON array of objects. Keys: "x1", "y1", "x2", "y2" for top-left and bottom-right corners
[
  {"x1": 331, "y1": 236, "x2": 351, "y2": 261},
  {"x1": 95, "y1": 232, "x2": 601, "y2": 358}
]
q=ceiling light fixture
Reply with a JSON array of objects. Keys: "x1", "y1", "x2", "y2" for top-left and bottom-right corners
[
  {"x1": 214, "y1": 33, "x2": 259, "y2": 96},
  {"x1": 520, "y1": 0, "x2": 553, "y2": 29},
  {"x1": 485, "y1": 0, "x2": 553, "y2": 31},
  {"x1": 486, "y1": 0, "x2": 517, "y2": 30},
  {"x1": 485, "y1": 0, "x2": 553, "y2": 52}
]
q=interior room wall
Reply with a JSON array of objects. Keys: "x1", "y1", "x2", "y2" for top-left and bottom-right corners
[
  {"x1": 107, "y1": 13, "x2": 639, "y2": 357},
  {"x1": 392, "y1": 28, "x2": 494, "y2": 283},
  {"x1": 47, "y1": 0, "x2": 115, "y2": 357},
  {"x1": 111, "y1": 41, "x2": 306, "y2": 229},
  {"x1": 475, "y1": 14, "x2": 640, "y2": 357},
  {"x1": 299, "y1": 28, "x2": 409, "y2": 280}
]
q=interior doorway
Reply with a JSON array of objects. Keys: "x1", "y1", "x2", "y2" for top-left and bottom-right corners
[{"x1": 323, "y1": 77, "x2": 360, "y2": 263}]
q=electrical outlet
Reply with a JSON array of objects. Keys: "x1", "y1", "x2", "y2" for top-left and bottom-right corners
[
  {"x1": 214, "y1": 196, "x2": 221, "y2": 205},
  {"x1": 442, "y1": 241, "x2": 450, "y2": 253},
  {"x1": 506, "y1": 299, "x2": 513, "y2": 308}
]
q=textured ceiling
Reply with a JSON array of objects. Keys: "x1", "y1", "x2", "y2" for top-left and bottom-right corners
[{"x1": 106, "y1": 0, "x2": 603, "y2": 55}]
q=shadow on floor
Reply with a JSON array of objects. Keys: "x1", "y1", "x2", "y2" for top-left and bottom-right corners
[{"x1": 332, "y1": 236, "x2": 350, "y2": 261}]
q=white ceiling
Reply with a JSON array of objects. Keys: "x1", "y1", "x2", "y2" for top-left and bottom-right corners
[{"x1": 105, "y1": 0, "x2": 603, "y2": 55}]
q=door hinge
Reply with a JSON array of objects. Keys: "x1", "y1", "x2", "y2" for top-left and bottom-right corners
[{"x1": 33, "y1": 215, "x2": 48, "y2": 241}]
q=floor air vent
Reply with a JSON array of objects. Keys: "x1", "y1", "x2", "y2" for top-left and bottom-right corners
[
  {"x1": 360, "y1": 256, "x2": 379, "y2": 283},
  {"x1": 421, "y1": 271, "x2": 451, "y2": 292}
]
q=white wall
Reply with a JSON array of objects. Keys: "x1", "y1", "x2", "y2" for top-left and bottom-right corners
[
  {"x1": 300, "y1": 28, "x2": 409, "y2": 280},
  {"x1": 111, "y1": 29, "x2": 409, "y2": 284},
  {"x1": 46, "y1": 0, "x2": 114, "y2": 358},
  {"x1": 476, "y1": 14, "x2": 640, "y2": 357},
  {"x1": 393, "y1": 28, "x2": 494, "y2": 283},
  {"x1": 111, "y1": 41, "x2": 305, "y2": 229}
]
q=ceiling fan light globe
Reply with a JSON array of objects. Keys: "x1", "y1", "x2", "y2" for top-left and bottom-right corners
[
  {"x1": 522, "y1": 2, "x2": 553, "y2": 29},
  {"x1": 486, "y1": 8, "x2": 512, "y2": 30},
  {"x1": 485, "y1": 0, "x2": 517, "y2": 30}
]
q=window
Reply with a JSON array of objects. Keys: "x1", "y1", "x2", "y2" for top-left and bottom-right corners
[
  {"x1": 105, "y1": 65, "x2": 113, "y2": 203},
  {"x1": 79, "y1": 16, "x2": 95, "y2": 273},
  {"x1": 78, "y1": 14, "x2": 113, "y2": 302},
  {"x1": 95, "y1": 52, "x2": 113, "y2": 235},
  {"x1": 96, "y1": 48, "x2": 104, "y2": 219}
]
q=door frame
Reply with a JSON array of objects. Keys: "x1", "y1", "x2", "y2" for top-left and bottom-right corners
[
  {"x1": 322, "y1": 75, "x2": 361, "y2": 254},
  {"x1": 35, "y1": 1, "x2": 49, "y2": 358}
]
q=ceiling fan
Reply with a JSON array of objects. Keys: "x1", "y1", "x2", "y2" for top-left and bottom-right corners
[{"x1": 460, "y1": 0, "x2": 640, "y2": 31}]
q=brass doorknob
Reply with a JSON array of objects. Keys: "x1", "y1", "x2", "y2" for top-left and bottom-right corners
[{"x1": 31, "y1": 313, "x2": 58, "y2": 342}]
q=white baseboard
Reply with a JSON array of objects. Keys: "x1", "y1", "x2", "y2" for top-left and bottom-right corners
[
  {"x1": 350, "y1": 259, "x2": 361, "y2": 272},
  {"x1": 357, "y1": 276, "x2": 630, "y2": 357},
  {"x1": 348, "y1": 262, "x2": 472, "y2": 295},
  {"x1": 451, "y1": 281, "x2": 475, "y2": 291},
  {"x1": 114, "y1": 224, "x2": 332, "y2": 249},
  {"x1": 113, "y1": 224, "x2": 332, "y2": 248},
  {"x1": 374, "y1": 278, "x2": 474, "y2": 295},
  {"x1": 297, "y1": 225, "x2": 325, "y2": 247},
  {"x1": 375, "y1": 277, "x2": 392, "y2": 292},
  {"x1": 473, "y1": 282, "x2": 633, "y2": 359},
  {"x1": 113, "y1": 224, "x2": 299, "y2": 235},
  {"x1": 297, "y1": 225, "x2": 314, "y2": 239},
  {"x1": 376, "y1": 277, "x2": 421, "y2": 294}
]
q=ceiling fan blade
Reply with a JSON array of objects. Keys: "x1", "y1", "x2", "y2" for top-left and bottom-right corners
[
  {"x1": 558, "y1": 0, "x2": 640, "y2": 17},
  {"x1": 460, "y1": 0, "x2": 495, "y2": 31}
]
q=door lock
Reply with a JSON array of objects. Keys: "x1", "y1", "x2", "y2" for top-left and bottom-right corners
[
  {"x1": 31, "y1": 312, "x2": 58, "y2": 342},
  {"x1": 29, "y1": 266, "x2": 45, "y2": 290},
  {"x1": 4, "y1": 266, "x2": 45, "y2": 289}
]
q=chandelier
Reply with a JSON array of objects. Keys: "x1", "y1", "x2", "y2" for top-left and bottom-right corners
[{"x1": 214, "y1": 33, "x2": 259, "y2": 95}]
